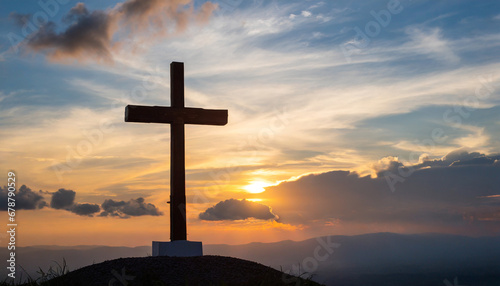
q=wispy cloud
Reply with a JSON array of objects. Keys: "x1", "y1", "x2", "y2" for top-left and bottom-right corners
[
  {"x1": 3, "y1": 0, "x2": 500, "y2": 196},
  {"x1": 1, "y1": 0, "x2": 500, "y2": 244},
  {"x1": 301, "y1": 10, "x2": 312, "y2": 17},
  {"x1": 404, "y1": 27, "x2": 460, "y2": 63}
]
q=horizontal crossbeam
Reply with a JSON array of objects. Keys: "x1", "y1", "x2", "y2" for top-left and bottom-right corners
[{"x1": 125, "y1": 105, "x2": 228, "y2": 126}]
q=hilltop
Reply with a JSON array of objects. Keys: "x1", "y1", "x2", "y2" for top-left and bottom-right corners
[{"x1": 36, "y1": 255, "x2": 322, "y2": 286}]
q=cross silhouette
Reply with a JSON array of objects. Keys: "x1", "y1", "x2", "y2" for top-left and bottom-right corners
[{"x1": 125, "y1": 62, "x2": 228, "y2": 241}]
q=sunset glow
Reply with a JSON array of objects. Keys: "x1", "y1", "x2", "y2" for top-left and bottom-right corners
[{"x1": 0, "y1": 0, "x2": 499, "y2": 250}]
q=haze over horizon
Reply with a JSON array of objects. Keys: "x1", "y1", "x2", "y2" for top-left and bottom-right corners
[{"x1": 1, "y1": 0, "x2": 499, "y2": 247}]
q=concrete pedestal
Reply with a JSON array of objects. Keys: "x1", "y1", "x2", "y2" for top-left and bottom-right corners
[{"x1": 152, "y1": 240, "x2": 203, "y2": 257}]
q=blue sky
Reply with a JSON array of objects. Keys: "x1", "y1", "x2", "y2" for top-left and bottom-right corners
[{"x1": 0, "y1": 0, "x2": 499, "y2": 246}]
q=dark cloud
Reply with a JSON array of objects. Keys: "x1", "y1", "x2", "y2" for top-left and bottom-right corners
[
  {"x1": 262, "y1": 150, "x2": 500, "y2": 235},
  {"x1": 16, "y1": 0, "x2": 217, "y2": 62},
  {"x1": 50, "y1": 188, "x2": 76, "y2": 209},
  {"x1": 49, "y1": 188, "x2": 101, "y2": 216},
  {"x1": 0, "y1": 185, "x2": 47, "y2": 210},
  {"x1": 371, "y1": 149, "x2": 500, "y2": 175},
  {"x1": 0, "y1": 185, "x2": 159, "y2": 218},
  {"x1": 443, "y1": 149, "x2": 485, "y2": 163},
  {"x1": 419, "y1": 149, "x2": 500, "y2": 168},
  {"x1": 70, "y1": 203, "x2": 101, "y2": 217},
  {"x1": 450, "y1": 156, "x2": 497, "y2": 166},
  {"x1": 27, "y1": 9, "x2": 114, "y2": 62},
  {"x1": 100, "y1": 199, "x2": 126, "y2": 217},
  {"x1": 100, "y1": 197, "x2": 163, "y2": 218},
  {"x1": 199, "y1": 199, "x2": 278, "y2": 221}
]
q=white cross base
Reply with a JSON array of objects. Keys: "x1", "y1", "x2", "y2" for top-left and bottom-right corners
[{"x1": 152, "y1": 240, "x2": 203, "y2": 257}]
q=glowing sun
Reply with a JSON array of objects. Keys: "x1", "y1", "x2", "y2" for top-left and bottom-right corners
[{"x1": 243, "y1": 181, "x2": 270, "y2": 194}]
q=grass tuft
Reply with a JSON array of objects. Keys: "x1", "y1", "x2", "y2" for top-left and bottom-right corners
[{"x1": 1, "y1": 258, "x2": 69, "y2": 286}]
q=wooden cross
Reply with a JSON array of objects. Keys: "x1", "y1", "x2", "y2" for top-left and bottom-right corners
[{"x1": 125, "y1": 62, "x2": 228, "y2": 241}]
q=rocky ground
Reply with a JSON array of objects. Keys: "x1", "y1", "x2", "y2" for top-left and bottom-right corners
[{"x1": 36, "y1": 255, "x2": 323, "y2": 286}]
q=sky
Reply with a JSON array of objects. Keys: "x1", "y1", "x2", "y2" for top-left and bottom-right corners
[{"x1": 0, "y1": 0, "x2": 499, "y2": 247}]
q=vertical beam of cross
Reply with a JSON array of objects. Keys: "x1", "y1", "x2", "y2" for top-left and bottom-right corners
[{"x1": 170, "y1": 62, "x2": 187, "y2": 241}]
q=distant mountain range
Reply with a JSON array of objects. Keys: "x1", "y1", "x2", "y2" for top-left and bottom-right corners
[{"x1": 3, "y1": 233, "x2": 500, "y2": 285}]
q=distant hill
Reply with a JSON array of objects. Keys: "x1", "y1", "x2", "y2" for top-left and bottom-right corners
[
  {"x1": 207, "y1": 233, "x2": 500, "y2": 285},
  {"x1": 2, "y1": 233, "x2": 500, "y2": 285}
]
